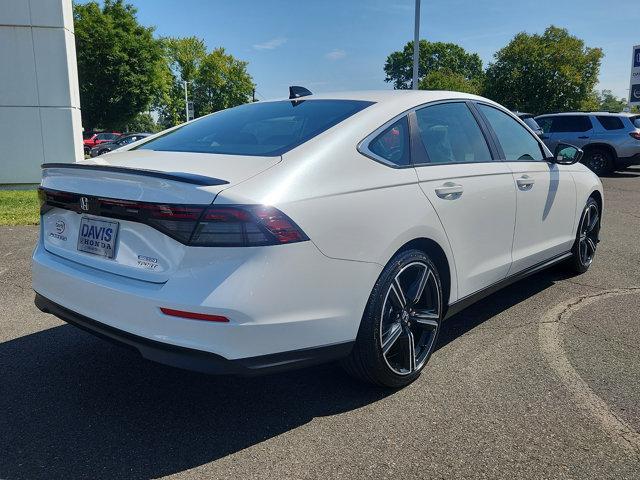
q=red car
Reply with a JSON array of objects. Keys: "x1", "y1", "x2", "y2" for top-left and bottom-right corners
[{"x1": 83, "y1": 132, "x2": 121, "y2": 154}]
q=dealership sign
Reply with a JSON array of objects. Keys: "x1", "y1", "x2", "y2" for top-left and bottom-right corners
[{"x1": 631, "y1": 45, "x2": 640, "y2": 104}]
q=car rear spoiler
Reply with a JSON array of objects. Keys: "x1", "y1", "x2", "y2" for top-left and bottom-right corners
[{"x1": 41, "y1": 163, "x2": 229, "y2": 187}]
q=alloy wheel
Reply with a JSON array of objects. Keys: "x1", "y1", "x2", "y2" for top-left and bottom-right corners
[
  {"x1": 585, "y1": 153, "x2": 608, "y2": 175},
  {"x1": 578, "y1": 203, "x2": 599, "y2": 267},
  {"x1": 379, "y1": 261, "x2": 441, "y2": 375}
]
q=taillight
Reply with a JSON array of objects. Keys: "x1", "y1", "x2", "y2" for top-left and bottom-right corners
[
  {"x1": 630, "y1": 131, "x2": 640, "y2": 140},
  {"x1": 39, "y1": 188, "x2": 308, "y2": 247},
  {"x1": 190, "y1": 205, "x2": 308, "y2": 247},
  {"x1": 99, "y1": 198, "x2": 205, "y2": 244}
]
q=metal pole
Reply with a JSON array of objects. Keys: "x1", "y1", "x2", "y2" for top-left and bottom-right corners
[
  {"x1": 184, "y1": 81, "x2": 188, "y2": 121},
  {"x1": 412, "y1": 0, "x2": 421, "y2": 90}
]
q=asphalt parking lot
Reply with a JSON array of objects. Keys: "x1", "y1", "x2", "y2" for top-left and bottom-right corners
[{"x1": 1, "y1": 168, "x2": 639, "y2": 480}]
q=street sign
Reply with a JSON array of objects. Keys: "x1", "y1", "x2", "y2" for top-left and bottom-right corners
[
  {"x1": 630, "y1": 45, "x2": 640, "y2": 104},
  {"x1": 187, "y1": 101, "x2": 194, "y2": 121}
]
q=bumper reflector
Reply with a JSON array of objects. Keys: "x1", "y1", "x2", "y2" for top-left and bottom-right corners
[{"x1": 160, "y1": 307, "x2": 229, "y2": 323}]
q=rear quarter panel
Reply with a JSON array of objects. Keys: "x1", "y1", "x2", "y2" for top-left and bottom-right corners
[{"x1": 215, "y1": 116, "x2": 460, "y2": 303}]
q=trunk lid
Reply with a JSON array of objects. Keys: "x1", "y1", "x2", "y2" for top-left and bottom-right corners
[{"x1": 40, "y1": 151, "x2": 280, "y2": 282}]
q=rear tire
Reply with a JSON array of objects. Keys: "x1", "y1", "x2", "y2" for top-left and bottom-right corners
[
  {"x1": 342, "y1": 249, "x2": 443, "y2": 388},
  {"x1": 567, "y1": 197, "x2": 600, "y2": 274},
  {"x1": 582, "y1": 148, "x2": 613, "y2": 176}
]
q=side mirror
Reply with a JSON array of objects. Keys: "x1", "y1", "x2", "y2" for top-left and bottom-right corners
[{"x1": 551, "y1": 143, "x2": 583, "y2": 165}]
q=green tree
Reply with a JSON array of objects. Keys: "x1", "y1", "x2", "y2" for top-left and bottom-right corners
[
  {"x1": 164, "y1": 37, "x2": 206, "y2": 83},
  {"x1": 155, "y1": 39, "x2": 254, "y2": 126},
  {"x1": 192, "y1": 48, "x2": 254, "y2": 117},
  {"x1": 74, "y1": 0, "x2": 164, "y2": 130},
  {"x1": 595, "y1": 89, "x2": 628, "y2": 112},
  {"x1": 126, "y1": 112, "x2": 161, "y2": 133},
  {"x1": 484, "y1": 26, "x2": 603, "y2": 115},
  {"x1": 154, "y1": 37, "x2": 207, "y2": 127},
  {"x1": 419, "y1": 69, "x2": 481, "y2": 94},
  {"x1": 384, "y1": 40, "x2": 483, "y2": 90}
]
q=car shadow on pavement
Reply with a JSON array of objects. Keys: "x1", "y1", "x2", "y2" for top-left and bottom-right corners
[
  {"x1": 0, "y1": 266, "x2": 572, "y2": 480},
  {"x1": 436, "y1": 265, "x2": 571, "y2": 351},
  {"x1": 602, "y1": 170, "x2": 640, "y2": 179},
  {"x1": 0, "y1": 326, "x2": 390, "y2": 480}
]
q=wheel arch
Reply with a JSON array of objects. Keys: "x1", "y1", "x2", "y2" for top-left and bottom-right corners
[
  {"x1": 394, "y1": 237, "x2": 453, "y2": 310},
  {"x1": 582, "y1": 142, "x2": 618, "y2": 160},
  {"x1": 589, "y1": 189, "x2": 603, "y2": 211}
]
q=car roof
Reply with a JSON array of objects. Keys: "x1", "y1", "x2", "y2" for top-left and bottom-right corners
[
  {"x1": 537, "y1": 111, "x2": 632, "y2": 117},
  {"x1": 263, "y1": 89, "x2": 497, "y2": 107},
  {"x1": 254, "y1": 90, "x2": 511, "y2": 124}
]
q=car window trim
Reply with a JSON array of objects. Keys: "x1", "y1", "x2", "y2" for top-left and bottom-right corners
[
  {"x1": 473, "y1": 101, "x2": 548, "y2": 162},
  {"x1": 357, "y1": 99, "x2": 500, "y2": 169},
  {"x1": 411, "y1": 100, "x2": 499, "y2": 167}
]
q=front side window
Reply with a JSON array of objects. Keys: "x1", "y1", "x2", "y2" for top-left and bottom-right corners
[
  {"x1": 415, "y1": 102, "x2": 492, "y2": 164},
  {"x1": 367, "y1": 116, "x2": 411, "y2": 166},
  {"x1": 596, "y1": 116, "x2": 624, "y2": 131},
  {"x1": 478, "y1": 104, "x2": 544, "y2": 161},
  {"x1": 138, "y1": 100, "x2": 373, "y2": 156}
]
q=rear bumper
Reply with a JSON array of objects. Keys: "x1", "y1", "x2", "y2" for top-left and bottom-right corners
[
  {"x1": 35, "y1": 293, "x2": 353, "y2": 375},
  {"x1": 32, "y1": 235, "x2": 379, "y2": 361}
]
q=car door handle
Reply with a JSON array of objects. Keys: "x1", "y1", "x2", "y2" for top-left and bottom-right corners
[
  {"x1": 516, "y1": 175, "x2": 535, "y2": 189},
  {"x1": 578, "y1": 135, "x2": 590, "y2": 139},
  {"x1": 435, "y1": 183, "x2": 463, "y2": 199}
]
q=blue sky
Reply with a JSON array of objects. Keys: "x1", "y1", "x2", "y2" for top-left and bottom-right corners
[{"x1": 117, "y1": 0, "x2": 639, "y2": 100}]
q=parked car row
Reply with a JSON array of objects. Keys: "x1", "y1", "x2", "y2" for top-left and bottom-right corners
[
  {"x1": 516, "y1": 111, "x2": 640, "y2": 176},
  {"x1": 83, "y1": 131, "x2": 151, "y2": 156},
  {"x1": 88, "y1": 133, "x2": 151, "y2": 157}
]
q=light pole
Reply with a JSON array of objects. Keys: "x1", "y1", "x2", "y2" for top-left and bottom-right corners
[{"x1": 412, "y1": 0, "x2": 421, "y2": 90}]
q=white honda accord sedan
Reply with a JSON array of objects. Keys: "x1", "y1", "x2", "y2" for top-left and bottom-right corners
[{"x1": 33, "y1": 89, "x2": 603, "y2": 387}]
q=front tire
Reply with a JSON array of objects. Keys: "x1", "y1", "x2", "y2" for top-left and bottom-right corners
[
  {"x1": 342, "y1": 249, "x2": 443, "y2": 388},
  {"x1": 567, "y1": 197, "x2": 600, "y2": 274}
]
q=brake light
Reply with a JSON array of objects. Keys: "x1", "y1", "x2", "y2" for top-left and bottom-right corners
[
  {"x1": 190, "y1": 205, "x2": 308, "y2": 247},
  {"x1": 39, "y1": 188, "x2": 309, "y2": 247},
  {"x1": 630, "y1": 131, "x2": 640, "y2": 140}
]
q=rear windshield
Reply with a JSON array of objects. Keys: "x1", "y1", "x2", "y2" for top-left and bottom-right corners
[{"x1": 137, "y1": 99, "x2": 373, "y2": 156}]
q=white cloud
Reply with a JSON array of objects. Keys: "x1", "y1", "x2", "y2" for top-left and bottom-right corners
[
  {"x1": 325, "y1": 49, "x2": 347, "y2": 60},
  {"x1": 253, "y1": 37, "x2": 287, "y2": 50}
]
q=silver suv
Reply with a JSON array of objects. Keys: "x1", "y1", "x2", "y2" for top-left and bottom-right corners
[{"x1": 535, "y1": 112, "x2": 640, "y2": 175}]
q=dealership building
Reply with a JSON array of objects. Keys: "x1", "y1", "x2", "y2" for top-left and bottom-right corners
[{"x1": 0, "y1": 0, "x2": 81, "y2": 185}]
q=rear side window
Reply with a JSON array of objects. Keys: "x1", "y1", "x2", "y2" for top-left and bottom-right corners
[
  {"x1": 138, "y1": 100, "x2": 373, "y2": 156},
  {"x1": 368, "y1": 117, "x2": 411, "y2": 166},
  {"x1": 596, "y1": 116, "x2": 625, "y2": 130},
  {"x1": 478, "y1": 104, "x2": 544, "y2": 161},
  {"x1": 415, "y1": 102, "x2": 492, "y2": 164},
  {"x1": 522, "y1": 116, "x2": 542, "y2": 131},
  {"x1": 549, "y1": 115, "x2": 592, "y2": 133},
  {"x1": 631, "y1": 116, "x2": 640, "y2": 128},
  {"x1": 536, "y1": 117, "x2": 552, "y2": 133}
]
